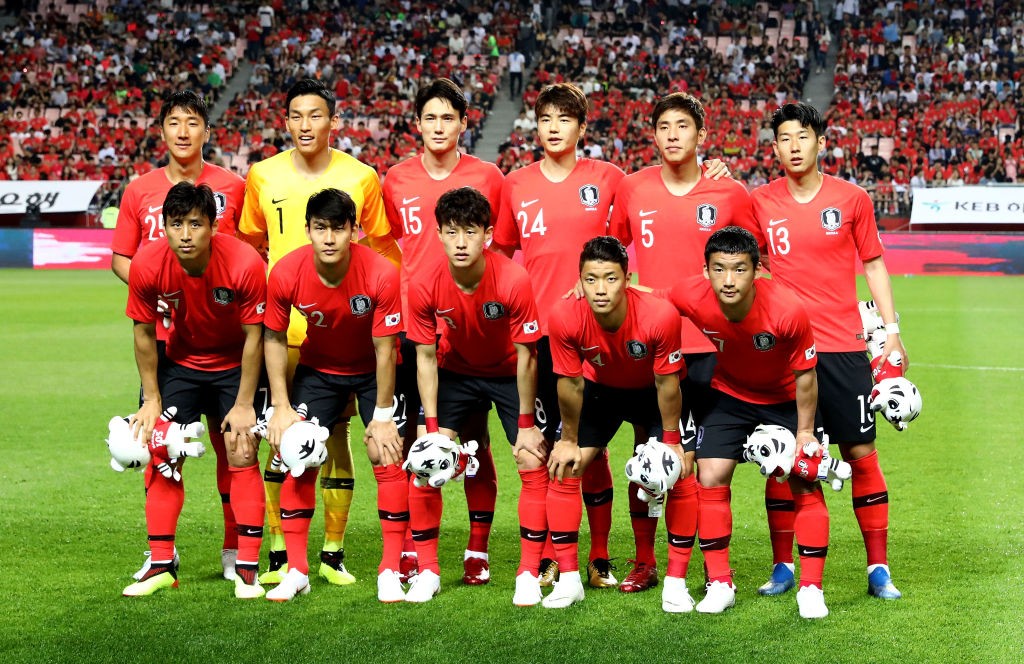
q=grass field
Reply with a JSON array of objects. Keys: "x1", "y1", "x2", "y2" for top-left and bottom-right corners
[{"x1": 2, "y1": 269, "x2": 1023, "y2": 663}]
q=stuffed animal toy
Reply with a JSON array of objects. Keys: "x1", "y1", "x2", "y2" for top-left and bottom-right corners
[{"x1": 403, "y1": 433, "x2": 479, "y2": 488}]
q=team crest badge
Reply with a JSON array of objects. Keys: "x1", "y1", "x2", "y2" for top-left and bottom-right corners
[
  {"x1": 350, "y1": 295, "x2": 372, "y2": 316},
  {"x1": 483, "y1": 301, "x2": 506, "y2": 320},
  {"x1": 821, "y1": 207, "x2": 842, "y2": 232},
  {"x1": 579, "y1": 184, "x2": 600, "y2": 207},
  {"x1": 626, "y1": 340, "x2": 648, "y2": 359},
  {"x1": 212, "y1": 287, "x2": 234, "y2": 305},
  {"x1": 753, "y1": 332, "x2": 776, "y2": 351},
  {"x1": 213, "y1": 191, "x2": 227, "y2": 218},
  {"x1": 696, "y1": 203, "x2": 718, "y2": 228}
]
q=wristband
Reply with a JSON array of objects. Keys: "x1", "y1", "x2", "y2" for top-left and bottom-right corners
[
  {"x1": 425, "y1": 417, "x2": 439, "y2": 433},
  {"x1": 373, "y1": 405, "x2": 396, "y2": 423},
  {"x1": 884, "y1": 322, "x2": 900, "y2": 335},
  {"x1": 518, "y1": 413, "x2": 535, "y2": 429},
  {"x1": 662, "y1": 429, "x2": 681, "y2": 445}
]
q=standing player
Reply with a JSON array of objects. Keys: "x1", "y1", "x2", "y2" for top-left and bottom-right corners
[
  {"x1": 121, "y1": 182, "x2": 267, "y2": 599},
  {"x1": 660, "y1": 226, "x2": 830, "y2": 619},
  {"x1": 262, "y1": 188, "x2": 406, "y2": 602},
  {"x1": 492, "y1": 82, "x2": 625, "y2": 589},
  {"x1": 406, "y1": 187, "x2": 547, "y2": 605},
  {"x1": 110, "y1": 89, "x2": 246, "y2": 582},
  {"x1": 545, "y1": 236, "x2": 691, "y2": 611},
  {"x1": 239, "y1": 78, "x2": 401, "y2": 587},
  {"x1": 382, "y1": 78, "x2": 505, "y2": 585},
  {"x1": 607, "y1": 92, "x2": 756, "y2": 592},
  {"x1": 750, "y1": 102, "x2": 907, "y2": 600}
]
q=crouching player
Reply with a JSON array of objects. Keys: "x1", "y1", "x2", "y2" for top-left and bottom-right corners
[
  {"x1": 546, "y1": 237, "x2": 694, "y2": 611},
  {"x1": 659, "y1": 226, "x2": 830, "y2": 619},
  {"x1": 123, "y1": 182, "x2": 267, "y2": 599},
  {"x1": 406, "y1": 186, "x2": 547, "y2": 605},
  {"x1": 263, "y1": 188, "x2": 407, "y2": 602}
]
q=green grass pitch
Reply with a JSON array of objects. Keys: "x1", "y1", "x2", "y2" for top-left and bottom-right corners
[{"x1": 1, "y1": 270, "x2": 1023, "y2": 663}]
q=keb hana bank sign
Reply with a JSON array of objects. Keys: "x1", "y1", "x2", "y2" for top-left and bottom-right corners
[
  {"x1": 910, "y1": 185, "x2": 1024, "y2": 229},
  {"x1": 0, "y1": 180, "x2": 106, "y2": 214}
]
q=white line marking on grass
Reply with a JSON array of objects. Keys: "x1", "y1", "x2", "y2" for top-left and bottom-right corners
[{"x1": 916, "y1": 363, "x2": 1024, "y2": 372}]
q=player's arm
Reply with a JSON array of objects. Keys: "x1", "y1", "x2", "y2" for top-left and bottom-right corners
[
  {"x1": 793, "y1": 367, "x2": 819, "y2": 451},
  {"x1": 263, "y1": 327, "x2": 298, "y2": 452},
  {"x1": 361, "y1": 176, "x2": 403, "y2": 268},
  {"x1": 702, "y1": 158, "x2": 732, "y2": 180},
  {"x1": 111, "y1": 254, "x2": 132, "y2": 284},
  {"x1": 238, "y1": 170, "x2": 269, "y2": 252},
  {"x1": 655, "y1": 371, "x2": 692, "y2": 477},
  {"x1": 863, "y1": 255, "x2": 908, "y2": 369},
  {"x1": 415, "y1": 341, "x2": 440, "y2": 429},
  {"x1": 222, "y1": 322, "x2": 263, "y2": 460},
  {"x1": 365, "y1": 334, "x2": 402, "y2": 467},
  {"x1": 548, "y1": 375, "x2": 583, "y2": 481},
  {"x1": 512, "y1": 340, "x2": 546, "y2": 466},
  {"x1": 131, "y1": 320, "x2": 161, "y2": 443}
]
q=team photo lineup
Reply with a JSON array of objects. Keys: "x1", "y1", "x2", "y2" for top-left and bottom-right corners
[{"x1": 100, "y1": 19, "x2": 931, "y2": 618}]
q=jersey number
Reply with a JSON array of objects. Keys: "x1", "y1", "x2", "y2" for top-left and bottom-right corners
[
  {"x1": 517, "y1": 209, "x2": 547, "y2": 237},
  {"x1": 767, "y1": 226, "x2": 790, "y2": 255},
  {"x1": 145, "y1": 212, "x2": 163, "y2": 242},
  {"x1": 401, "y1": 206, "x2": 422, "y2": 235},
  {"x1": 640, "y1": 218, "x2": 654, "y2": 248},
  {"x1": 276, "y1": 207, "x2": 284, "y2": 234}
]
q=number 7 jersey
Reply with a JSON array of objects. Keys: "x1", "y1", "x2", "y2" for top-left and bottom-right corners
[{"x1": 493, "y1": 158, "x2": 625, "y2": 334}]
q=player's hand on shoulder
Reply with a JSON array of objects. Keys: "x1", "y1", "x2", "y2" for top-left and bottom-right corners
[
  {"x1": 547, "y1": 439, "x2": 582, "y2": 481},
  {"x1": 702, "y1": 157, "x2": 732, "y2": 180}
]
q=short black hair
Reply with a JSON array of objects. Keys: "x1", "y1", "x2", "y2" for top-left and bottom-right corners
[
  {"x1": 158, "y1": 90, "x2": 210, "y2": 127},
  {"x1": 435, "y1": 186, "x2": 491, "y2": 229},
  {"x1": 651, "y1": 92, "x2": 706, "y2": 131},
  {"x1": 536, "y1": 83, "x2": 589, "y2": 124},
  {"x1": 771, "y1": 102, "x2": 827, "y2": 139},
  {"x1": 286, "y1": 78, "x2": 336, "y2": 116},
  {"x1": 579, "y1": 236, "x2": 628, "y2": 274},
  {"x1": 415, "y1": 78, "x2": 468, "y2": 119},
  {"x1": 305, "y1": 188, "x2": 356, "y2": 228},
  {"x1": 163, "y1": 181, "x2": 216, "y2": 227},
  {"x1": 704, "y1": 226, "x2": 760, "y2": 266}
]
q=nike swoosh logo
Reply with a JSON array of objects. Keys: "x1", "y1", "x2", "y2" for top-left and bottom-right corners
[
  {"x1": 860, "y1": 424, "x2": 874, "y2": 433},
  {"x1": 668, "y1": 536, "x2": 690, "y2": 546},
  {"x1": 581, "y1": 345, "x2": 600, "y2": 352},
  {"x1": 551, "y1": 535, "x2": 570, "y2": 542},
  {"x1": 865, "y1": 495, "x2": 884, "y2": 504},
  {"x1": 638, "y1": 209, "x2": 657, "y2": 217},
  {"x1": 524, "y1": 532, "x2": 544, "y2": 541},
  {"x1": 272, "y1": 197, "x2": 287, "y2": 205},
  {"x1": 588, "y1": 494, "x2": 611, "y2": 506},
  {"x1": 161, "y1": 290, "x2": 181, "y2": 297},
  {"x1": 768, "y1": 218, "x2": 788, "y2": 226},
  {"x1": 298, "y1": 303, "x2": 316, "y2": 310},
  {"x1": 802, "y1": 548, "x2": 825, "y2": 555},
  {"x1": 243, "y1": 527, "x2": 262, "y2": 536},
  {"x1": 521, "y1": 199, "x2": 539, "y2": 208},
  {"x1": 148, "y1": 205, "x2": 162, "y2": 213},
  {"x1": 385, "y1": 514, "x2": 405, "y2": 520},
  {"x1": 435, "y1": 307, "x2": 455, "y2": 314},
  {"x1": 402, "y1": 196, "x2": 420, "y2": 204},
  {"x1": 701, "y1": 329, "x2": 720, "y2": 335},
  {"x1": 682, "y1": 435, "x2": 695, "y2": 446}
]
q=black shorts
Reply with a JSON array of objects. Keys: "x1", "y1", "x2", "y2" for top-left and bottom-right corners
[
  {"x1": 159, "y1": 360, "x2": 267, "y2": 426},
  {"x1": 695, "y1": 390, "x2": 798, "y2": 461},
  {"x1": 577, "y1": 381, "x2": 664, "y2": 449},
  {"x1": 535, "y1": 336, "x2": 561, "y2": 441},
  {"x1": 681, "y1": 351, "x2": 717, "y2": 444},
  {"x1": 815, "y1": 351, "x2": 875, "y2": 444},
  {"x1": 292, "y1": 364, "x2": 410, "y2": 435},
  {"x1": 435, "y1": 369, "x2": 538, "y2": 445}
]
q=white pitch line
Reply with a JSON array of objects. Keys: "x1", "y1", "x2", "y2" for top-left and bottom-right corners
[{"x1": 915, "y1": 363, "x2": 1024, "y2": 373}]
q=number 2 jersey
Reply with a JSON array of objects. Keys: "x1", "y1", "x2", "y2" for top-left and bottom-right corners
[{"x1": 750, "y1": 174, "x2": 885, "y2": 353}]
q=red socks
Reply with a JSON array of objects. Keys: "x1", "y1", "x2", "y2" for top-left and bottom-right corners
[
  {"x1": 850, "y1": 450, "x2": 889, "y2": 566},
  {"x1": 145, "y1": 467, "x2": 185, "y2": 563},
  {"x1": 517, "y1": 468, "x2": 548, "y2": 576},
  {"x1": 374, "y1": 464, "x2": 410, "y2": 573},
  {"x1": 408, "y1": 477, "x2": 443, "y2": 574},
  {"x1": 697, "y1": 483, "x2": 732, "y2": 583},
  {"x1": 546, "y1": 476, "x2": 582, "y2": 573},
  {"x1": 765, "y1": 477, "x2": 796, "y2": 565},
  {"x1": 208, "y1": 428, "x2": 238, "y2": 550},
  {"x1": 464, "y1": 444, "x2": 497, "y2": 553},
  {"x1": 280, "y1": 468, "x2": 317, "y2": 575},
  {"x1": 229, "y1": 463, "x2": 266, "y2": 568},
  {"x1": 793, "y1": 488, "x2": 829, "y2": 588},
  {"x1": 628, "y1": 482, "x2": 658, "y2": 567},
  {"x1": 665, "y1": 474, "x2": 698, "y2": 578},
  {"x1": 581, "y1": 449, "x2": 612, "y2": 562}
]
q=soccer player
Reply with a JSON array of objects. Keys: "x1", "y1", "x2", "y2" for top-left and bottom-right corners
[
  {"x1": 406, "y1": 186, "x2": 547, "y2": 605},
  {"x1": 491, "y1": 82, "x2": 625, "y2": 589},
  {"x1": 110, "y1": 89, "x2": 246, "y2": 582},
  {"x1": 545, "y1": 236, "x2": 691, "y2": 610},
  {"x1": 262, "y1": 188, "x2": 406, "y2": 602},
  {"x1": 238, "y1": 78, "x2": 400, "y2": 587},
  {"x1": 382, "y1": 78, "x2": 505, "y2": 585},
  {"x1": 660, "y1": 226, "x2": 830, "y2": 619},
  {"x1": 750, "y1": 102, "x2": 907, "y2": 600},
  {"x1": 122, "y1": 182, "x2": 267, "y2": 599},
  {"x1": 607, "y1": 91, "x2": 757, "y2": 592}
]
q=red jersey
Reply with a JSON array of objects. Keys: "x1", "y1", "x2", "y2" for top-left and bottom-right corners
[
  {"x1": 111, "y1": 164, "x2": 245, "y2": 258},
  {"x1": 126, "y1": 234, "x2": 266, "y2": 372},
  {"x1": 549, "y1": 288, "x2": 684, "y2": 389},
  {"x1": 751, "y1": 175, "x2": 885, "y2": 352},
  {"x1": 265, "y1": 244, "x2": 401, "y2": 376},
  {"x1": 407, "y1": 251, "x2": 541, "y2": 378},
  {"x1": 665, "y1": 277, "x2": 816, "y2": 404},
  {"x1": 609, "y1": 166, "x2": 758, "y2": 353},
  {"x1": 493, "y1": 158, "x2": 625, "y2": 334},
  {"x1": 382, "y1": 153, "x2": 504, "y2": 317}
]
